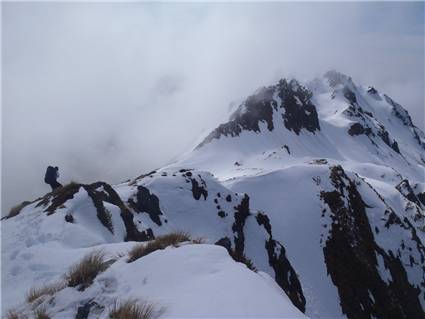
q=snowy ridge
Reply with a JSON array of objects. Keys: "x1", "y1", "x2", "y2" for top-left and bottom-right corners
[{"x1": 2, "y1": 71, "x2": 424, "y2": 319}]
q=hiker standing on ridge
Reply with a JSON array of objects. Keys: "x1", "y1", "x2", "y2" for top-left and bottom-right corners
[{"x1": 44, "y1": 166, "x2": 62, "y2": 191}]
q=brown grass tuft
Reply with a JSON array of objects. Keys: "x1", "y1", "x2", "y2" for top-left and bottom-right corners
[
  {"x1": 66, "y1": 251, "x2": 108, "y2": 289},
  {"x1": 6, "y1": 310, "x2": 25, "y2": 319},
  {"x1": 128, "y1": 231, "x2": 198, "y2": 263},
  {"x1": 5, "y1": 201, "x2": 31, "y2": 219},
  {"x1": 229, "y1": 251, "x2": 258, "y2": 272},
  {"x1": 26, "y1": 281, "x2": 66, "y2": 303},
  {"x1": 109, "y1": 299, "x2": 155, "y2": 319},
  {"x1": 33, "y1": 308, "x2": 50, "y2": 319}
]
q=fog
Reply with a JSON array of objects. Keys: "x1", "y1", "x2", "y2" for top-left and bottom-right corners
[{"x1": 2, "y1": 2, "x2": 424, "y2": 215}]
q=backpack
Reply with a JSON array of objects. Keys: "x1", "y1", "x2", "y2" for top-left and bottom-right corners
[{"x1": 44, "y1": 166, "x2": 55, "y2": 184}]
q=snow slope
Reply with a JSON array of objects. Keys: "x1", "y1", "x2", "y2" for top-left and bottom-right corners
[
  {"x1": 2, "y1": 71, "x2": 424, "y2": 319},
  {"x1": 4, "y1": 242, "x2": 305, "y2": 318}
]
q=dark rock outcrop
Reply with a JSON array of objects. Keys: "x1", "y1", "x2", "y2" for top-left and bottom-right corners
[
  {"x1": 277, "y1": 79, "x2": 321, "y2": 135},
  {"x1": 128, "y1": 186, "x2": 163, "y2": 226},
  {"x1": 377, "y1": 126, "x2": 400, "y2": 154},
  {"x1": 33, "y1": 181, "x2": 154, "y2": 242},
  {"x1": 197, "y1": 78, "x2": 320, "y2": 147},
  {"x1": 191, "y1": 177, "x2": 208, "y2": 200},
  {"x1": 198, "y1": 87, "x2": 276, "y2": 147},
  {"x1": 348, "y1": 123, "x2": 365, "y2": 136},
  {"x1": 396, "y1": 180, "x2": 424, "y2": 208},
  {"x1": 256, "y1": 212, "x2": 306, "y2": 312},
  {"x1": 321, "y1": 166, "x2": 424, "y2": 319}
]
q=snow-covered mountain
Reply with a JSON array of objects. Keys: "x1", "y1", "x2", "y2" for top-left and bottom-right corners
[{"x1": 2, "y1": 71, "x2": 424, "y2": 319}]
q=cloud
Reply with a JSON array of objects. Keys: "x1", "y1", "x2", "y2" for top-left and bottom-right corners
[{"x1": 2, "y1": 2, "x2": 424, "y2": 214}]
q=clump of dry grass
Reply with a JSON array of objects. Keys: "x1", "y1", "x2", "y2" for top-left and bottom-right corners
[
  {"x1": 26, "y1": 281, "x2": 66, "y2": 303},
  {"x1": 4, "y1": 201, "x2": 31, "y2": 219},
  {"x1": 228, "y1": 251, "x2": 258, "y2": 272},
  {"x1": 109, "y1": 299, "x2": 155, "y2": 319},
  {"x1": 6, "y1": 310, "x2": 25, "y2": 319},
  {"x1": 51, "y1": 181, "x2": 78, "y2": 194},
  {"x1": 33, "y1": 308, "x2": 50, "y2": 319},
  {"x1": 127, "y1": 231, "x2": 201, "y2": 263},
  {"x1": 66, "y1": 250, "x2": 108, "y2": 289}
]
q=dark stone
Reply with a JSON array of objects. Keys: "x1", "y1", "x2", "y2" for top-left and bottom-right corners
[
  {"x1": 226, "y1": 194, "x2": 232, "y2": 202},
  {"x1": 367, "y1": 87, "x2": 378, "y2": 94},
  {"x1": 128, "y1": 186, "x2": 163, "y2": 226},
  {"x1": 348, "y1": 123, "x2": 365, "y2": 136},
  {"x1": 218, "y1": 211, "x2": 226, "y2": 218},
  {"x1": 65, "y1": 214, "x2": 74, "y2": 223},
  {"x1": 191, "y1": 178, "x2": 208, "y2": 200},
  {"x1": 283, "y1": 145, "x2": 291, "y2": 154},
  {"x1": 75, "y1": 301, "x2": 102, "y2": 319}
]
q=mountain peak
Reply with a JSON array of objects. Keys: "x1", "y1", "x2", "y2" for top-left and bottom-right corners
[{"x1": 323, "y1": 69, "x2": 354, "y2": 88}]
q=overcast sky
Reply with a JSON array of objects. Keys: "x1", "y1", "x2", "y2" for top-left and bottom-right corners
[{"x1": 2, "y1": 2, "x2": 424, "y2": 214}]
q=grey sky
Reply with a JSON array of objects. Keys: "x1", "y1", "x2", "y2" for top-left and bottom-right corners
[{"x1": 2, "y1": 2, "x2": 424, "y2": 215}]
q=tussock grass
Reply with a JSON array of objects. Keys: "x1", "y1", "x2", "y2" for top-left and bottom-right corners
[
  {"x1": 66, "y1": 251, "x2": 108, "y2": 289},
  {"x1": 5, "y1": 201, "x2": 31, "y2": 219},
  {"x1": 127, "y1": 231, "x2": 201, "y2": 263},
  {"x1": 228, "y1": 251, "x2": 258, "y2": 272},
  {"x1": 51, "y1": 181, "x2": 78, "y2": 194},
  {"x1": 6, "y1": 310, "x2": 25, "y2": 319},
  {"x1": 34, "y1": 308, "x2": 50, "y2": 319},
  {"x1": 26, "y1": 281, "x2": 66, "y2": 303},
  {"x1": 109, "y1": 299, "x2": 155, "y2": 319}
]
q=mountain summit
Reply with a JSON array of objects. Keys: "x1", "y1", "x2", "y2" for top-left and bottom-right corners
[{"x1": 3, "y1": 71, "x2": 424, "y2": 319}]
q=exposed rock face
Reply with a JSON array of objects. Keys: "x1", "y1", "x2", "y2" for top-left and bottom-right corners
[
  {"x1": 377, "y1": 126, "x2": 400, "y2": 154},
  {"x1": 343, "y1": 96, "x2": 401, "y2": 154},
  {"x1": 191, "y1": 177, "x2": 208, "y2": 200},
  {"x1": 34, "y1": 182, "x2": 154, "y2": 242},
  {"x1": 128, "y1": 185, "x2": 163, "y2": 226},
  {"x1": 396, "y1": 180, "x2": 424, "y2": 209},
  {"x1": 321, "y1": 166, "x2": 424, "y2": 319},
  {"x1": 277, "y1": 79, "x2": 320, "y2": 135},
  {"x1": 348, "y1": 122, "x2": 366, "y2": 136},
  {"x1": 231, "y1": 194, "x2": 251, "y2": 255},
  {"x1": 256, "y1": 212, "x2": 306, "y2": 312},
  {"x1": 230, "y1": 194, "x2": 306, "y2": 313},
  {"x1": 385, "y1": 94, "x2": 425, "y2": 150},
  {"x1": 198, "y1": 87, "x2": 276, "y2": 147},
  {"x1": 198, "y1": 78, "x2": 320, "y2": 147}
]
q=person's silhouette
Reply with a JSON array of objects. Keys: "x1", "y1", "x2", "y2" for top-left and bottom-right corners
[{"x1": 44, "y1": 166, "x2": 62, "y2": 191}]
